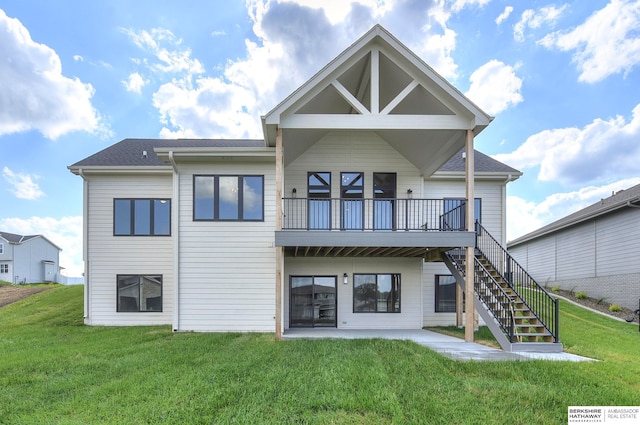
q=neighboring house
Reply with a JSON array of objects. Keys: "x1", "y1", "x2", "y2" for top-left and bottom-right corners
[
  {"x1": 508, "y1": 184, "x2": 640, "y2": 311},
  {"x1": 69, "y1": 25, "x2": 561, "y2": 352},
  {"x1": 0, "y1": 231, "x2": 62, "y2": 284}
]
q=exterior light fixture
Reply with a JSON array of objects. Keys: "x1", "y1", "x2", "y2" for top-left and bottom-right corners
[
  {"x1": 343, "y1": 273, "x2": 348, "y2": 284},
  {"x1": 292, "y1": 188, "x2": 297, "y2": 198},
  {"x1": 407, "y1": 189, "x2": 413, "y2": 198}
]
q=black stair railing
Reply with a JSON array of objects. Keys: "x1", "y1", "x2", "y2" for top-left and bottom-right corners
[
  {"x1": 475, "y1": 222, "x2": 559, "y2": 342},
  {"x1": 445, "y1": 249, "x2": 516, "y2": 342}
]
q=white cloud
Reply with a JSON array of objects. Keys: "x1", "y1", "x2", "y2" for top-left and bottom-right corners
[
  {"x1": 122, "y1": 27, "x2": 204, "y2": 75},
  {"x1": 538, "y1": 0, "x2": 640, "y2": 83},
  {"x1": 507, "y1": 177, "x2": 640, "y2": 240},
  {"x1": 0, "y1": 10, "x2": 106, "y2": 140},
  {"x1": 514, "y1": 5, "x2": 567, "y2": 42},
  {"x1": 450, "y1": 0, "x2": 491, "y2": 13},
  {"x1": 2, "y1": 167, "x2": 44, "y2": 200},
  {"x1": 465, "y1": 60, "x2": 523, "y2": 115},
  {"x1": 0, "y1": 216, "x2": 83, "y2": 277},
  {"x1": 73, "y1": 54, "x2": 83, "y2": 62},
  {"x1": 496, "y1": 6, "x2": 514, "y2": 25},
  {"x1": 122, "y1": 72, "x2": 147, "y2": 93},
  {"x1": 494, "y1": 103, "x2": 640, "y2": 185}
]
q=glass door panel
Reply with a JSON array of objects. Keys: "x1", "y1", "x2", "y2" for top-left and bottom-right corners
[
  {"x1": 290, "y1": 276, "x2": 337, "y2": 327},
  {"x1": 341, "y1": 172, "x2": 363, "y2": 230},
  {"x1": 373, "y1": 173, "x2": 396, "y2": 230}
]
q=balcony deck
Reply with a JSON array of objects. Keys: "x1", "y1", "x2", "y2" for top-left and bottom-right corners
[{"x1": 276, "y1": 198, "x2": 476, "y2": 258}]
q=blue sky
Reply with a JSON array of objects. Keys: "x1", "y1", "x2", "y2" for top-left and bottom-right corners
[{"x1": 1, "y1": 0, "x2": 639, "y2": 277}]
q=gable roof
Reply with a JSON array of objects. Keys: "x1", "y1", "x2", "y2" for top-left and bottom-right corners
[
  {"x1": 0, "y1": 232, "x2": 62, "y2": 250},
  {"x1": 508, "y1": 183, "x2": 640, "y2": 247},
  {"x1": 69, "y1": 138, "x2": 266, "y2": 168}
]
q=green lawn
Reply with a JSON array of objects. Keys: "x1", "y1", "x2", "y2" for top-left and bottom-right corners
[{"x1": 1, "y1": 285, "x2": 638, "y2": 424}]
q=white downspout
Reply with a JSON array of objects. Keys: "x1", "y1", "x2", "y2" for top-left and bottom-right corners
[
  {"x1": 168, "y1": 151, "x2": 180, "y2": 332},
  {"x1": 78, "y1": 169, "x2": 90, "y2": 324},
  {"x1": 501, "y1": 174, "x2": 513, "y2": 247}
]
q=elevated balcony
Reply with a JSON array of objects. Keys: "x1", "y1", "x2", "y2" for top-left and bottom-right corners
[{"x1": 275, "y1": 198, "x2": 476, "y2": 258}]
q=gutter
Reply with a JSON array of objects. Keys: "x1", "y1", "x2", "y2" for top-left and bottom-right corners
[
  {"x1": 169, "y1": 151, "x2": 180, "y2": 332},
  {"x1": 78, "y1": 169, "x2": 90, "y2": 323},
  {"x1": 627, "y1": 201, "x2": 640, "y2": 209}
]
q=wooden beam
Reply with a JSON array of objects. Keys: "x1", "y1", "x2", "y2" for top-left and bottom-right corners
[
  {"x1": 456, "y1": 280, "x2": 463, "y2": 327},
  {"x1": 371, "y1": 48, "x2": 379, "y2": 114},
  {"x1": 380, "y1": 80, "x2": 419, "y2": 115},
  {"x1": 331, "y1": 81, "x2": 370, "y2": 115},
  {"x1": 465, "y1": 129, "x2": 475, "y2": 343},
  {"x1": 280, "y1": 113, "x2": 471, "y2": 130},
  {"x1": 275, "y1": 128, "x2": 283, "y2": 341},
  {"x1": 332, "y1": 246, "x2": 346, "y2": 257}
]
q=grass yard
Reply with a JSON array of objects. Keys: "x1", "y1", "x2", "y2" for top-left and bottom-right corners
[{"x1": 1, "y1": 286, "x2": 639, "y2": 424}]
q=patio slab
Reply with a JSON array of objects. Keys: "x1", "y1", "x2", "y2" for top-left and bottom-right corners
[{"x1": 282, "y1": 328, "x2": 594, "y2": 362}]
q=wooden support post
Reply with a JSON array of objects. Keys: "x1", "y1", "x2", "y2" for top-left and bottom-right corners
[
  {"x1": 456, "y1": 282, "x2": 463, "y2": 327},
  {"x1": 275, "y1": 128, "x2": 283, "y2": 341},
  {"x1": 465, "y1": 129, "x2": 475, "y2": 342}
]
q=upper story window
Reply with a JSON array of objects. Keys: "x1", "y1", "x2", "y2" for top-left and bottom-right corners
[
  {"x1": 194, "y1": 175, "x2": 264, "y2": 221},
  {"x1": 308, "y1": 172, "x2": 331, "y2": 229},
  {"x1": 0, "y1": 243, "x2": 3, "y2": 254},
  {"x1": 114, "y1": 199, "x2": 171, "y2": 236},
  {"x1": 442, "y1": 198, "x2": 482, "y2": 231}
]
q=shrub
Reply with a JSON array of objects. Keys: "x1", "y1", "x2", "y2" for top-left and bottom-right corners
[
  {"x1": 551, "y1": 286, "x2": 560, "y2": 292},
  {"x1": 609, "y1": 304, "x2": 622, "y2": 313},
  {"x1": 575, "y1": 292, "x2": 587, "y2": 300}
]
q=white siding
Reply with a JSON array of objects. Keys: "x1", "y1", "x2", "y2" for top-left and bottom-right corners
[
  {"x1": 423, "y1": 180, "x2": 504, "y2": 241},
  {"x1": 284, "y1": 131, "x2": 423, "y2": 200},
  {"x1": 176, "y1": 162, "x2": 276, "y2": 332},
  {"x1": 86, "y1": 173, "x2": 174, "y2": 326},
  {"x1": 284, "y1": 257, "x2": 423, "y2": 329}
]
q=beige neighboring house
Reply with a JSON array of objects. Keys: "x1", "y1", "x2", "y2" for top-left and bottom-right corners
[
  {"x1": 509, "y1": 183, "x2": 640, "y2": 311},
  {"x1": 0, "y1": 232, "x2": 62, "y2": 284},
  {"x1": 69, "y1": 25, "x2": 562, "y2": 353}
]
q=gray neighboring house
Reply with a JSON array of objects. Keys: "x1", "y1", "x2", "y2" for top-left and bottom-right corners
[
  {"x1": 508, "y1": 184, "x2": 640, "y2": 310},
  {"x1": 0, "y1": 232, "x2": 62, "y2": 284}
]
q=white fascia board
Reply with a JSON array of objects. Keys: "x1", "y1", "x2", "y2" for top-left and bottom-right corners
[
  {"x1": 429, "y1": 171, "x2": 523, "y2": 181},
  {"x1": 280, "y1": 114, "x2": 472, "y2": 130},
  {"x1": 68, "y1": 166, "x2": 173, "y2": 176},
  {"x1": 155, "y1": 147, "x2": 275, "y2": 161}
]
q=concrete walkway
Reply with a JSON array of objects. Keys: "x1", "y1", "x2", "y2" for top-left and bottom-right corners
[{"x1": 282, "y1": 328, "x2": 594, "y2": 362}]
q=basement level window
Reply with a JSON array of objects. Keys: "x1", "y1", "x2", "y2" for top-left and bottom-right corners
[
  {"x1": 0, "y1": 264, "x2": 8, "y2": 274},
  {"x1": 117, "y1": 275, "x2": 163, "y2": 312}
]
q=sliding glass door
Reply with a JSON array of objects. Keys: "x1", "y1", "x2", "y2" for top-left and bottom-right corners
[{"x1": 290, "y1": 276, "x2": 337, "y2": 327}]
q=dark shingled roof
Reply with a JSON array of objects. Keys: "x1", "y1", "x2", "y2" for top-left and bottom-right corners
[
  {"x1": 70, "y1": 139, "x2": 520, "y2": 175},
  {"x1": 69, "y1": 138, "x2": 266, "y2": 167},
  {"x1": 437, "y1": 149, "x2": 521, "y2": 174},
  {"x1": 0, "y1": 231, "x2": 39, "y2": 244},
  {"x1": 509, "y1": 182, "x2": 640, "y2": 246}
]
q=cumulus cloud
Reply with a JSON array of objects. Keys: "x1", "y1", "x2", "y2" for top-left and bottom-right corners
[
  {"x1": 122, "y1": 72, "x2": 147, "y2": 93},
  {"x1": 0, "y1": 10, "x2": 106, "y2": 140},
  {"x1": 450, "y1": 0, "x2": 491, "y2": 13},
  {"x1": 507, "y1": 177, "x2": 640, "y2": 240},
  {"x1": 496, "y1": 6, "x2": 514, "y2": 25},
  {"x1": 513, "y1": 5, "x2": 567, "y2": 42},
  {"x1": 2, "y1": 167, "x2": 44, "y2": 200},
  {"x1": 0, "y1": 216, "x2": 84, "y2": 277},
  {"x1": 538, "y1": 0, "x2": 640, "y2": 83},
  {"x1": 494, "y1": 103, "x2": 640, "y2": 185},
  {"x1": 465, "y1": 60, "x2": 523, "y2": 115}
]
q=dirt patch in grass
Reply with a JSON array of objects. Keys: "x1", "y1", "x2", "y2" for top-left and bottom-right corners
[{"x1": 0, "y1": 285, "x2": 52, "y2": 308}]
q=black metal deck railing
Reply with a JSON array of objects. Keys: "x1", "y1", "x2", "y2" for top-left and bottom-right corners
[
  {"x1": 282, "y1": 198, "x2": 468, "y2": 231},
  {"x1": 475, "y1": 222, "x2": 559, "y2": 342}
]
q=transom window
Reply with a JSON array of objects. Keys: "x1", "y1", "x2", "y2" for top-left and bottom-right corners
[
  {"x1": 194, "y1": 175, "x2": 264, "y2": 221},
  {"x1": 353, "y1": 273, "x2": 400, "y2": 313},
  {"x1": 117, "y1": 275, "x2": 163, "y2": 312},
  {"x1": 114, "y1": 199, "x2": 171, "y2": 236}
]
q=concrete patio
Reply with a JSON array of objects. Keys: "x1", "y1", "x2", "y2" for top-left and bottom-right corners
[{"x1": 282, "y1": 328, "x2": 594, "y2": 362}]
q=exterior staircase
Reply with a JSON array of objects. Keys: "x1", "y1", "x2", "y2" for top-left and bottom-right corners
[{"x1": 438, "y1": 222, "x2": 562, "y2": 353}]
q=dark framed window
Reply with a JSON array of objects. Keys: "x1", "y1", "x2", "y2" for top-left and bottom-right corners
[
  {"x1": 353, "y1": 273, "x2": 400, "y2": 313},
  {"x1": 435, "y1": 275, "x2": 458, "y2": 312},
  {"x1": 308, "y1": 172, "x2": 331, "y2": 229},
  {"x1": 0, "y1": 243, "x2": 3, "y2": 254},
  {"x1": 373, "y1": 172, "x2": 396, "y2": 230},
  {"x1": 117, "y1": 275, "x2": 163, "y2": 312},
  {"x1": 341, "y1": 172, "x2": 364, "y2": 230},
  {"x1": 114, "y1": 199, "x2": 171, "y2": 236},
  {"x1": 193, "y1": 175, "x2": 264, "y2": 221},
  {"x1": 0, "y1": 264, "x2": 8, "y2": 274}
]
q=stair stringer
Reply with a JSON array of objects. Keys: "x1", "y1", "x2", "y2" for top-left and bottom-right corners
[{"x1": 442, "y1": 254, "x2": 515, "y2": 352}]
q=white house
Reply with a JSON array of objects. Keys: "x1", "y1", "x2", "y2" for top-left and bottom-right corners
[
  {"x1": 69, "y1": 25, "x2": 561, "y2": 352},
  {"x1": 508, "y1": 183, "x2": 640, "y2": 311},
  {"x1": 0, "y1": 232, "x2": 62, "y2": 284}
]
